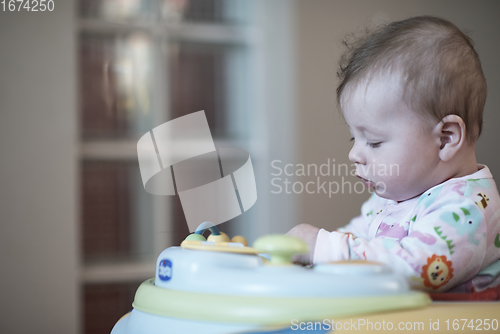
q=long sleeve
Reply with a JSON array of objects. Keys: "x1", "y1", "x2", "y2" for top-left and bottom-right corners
[
  {"x1": 336, "y1": 193, "x2": 389, "y2": 238},
  {"x1": 313, "y1": 193, "x2": 386, "y2": 263},
  {"x1": 313, "y1": 181, "x2": 489, "y2": 292}
]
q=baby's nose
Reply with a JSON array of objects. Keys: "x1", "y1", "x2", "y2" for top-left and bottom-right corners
[{"x1": 348, "y1": 144, "x2": 365, "y2": 165}]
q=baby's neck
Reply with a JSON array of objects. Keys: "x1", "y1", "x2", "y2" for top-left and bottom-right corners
[
  {"x1": 397, "y1": 146, "x2": 478, "y2": 204},
  {"x1": 445, "y1": 144, "x2": 478, "y2": 179}
]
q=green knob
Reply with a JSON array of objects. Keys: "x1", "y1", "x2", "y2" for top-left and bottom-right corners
[
  {"x1": 185, "y1": 233, "x2": 207, "y2": 241},
  {"x1": 253, "y1": 235, "x2": 308, "y2": 264}
]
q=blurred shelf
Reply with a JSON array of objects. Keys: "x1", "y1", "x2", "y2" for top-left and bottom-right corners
[
  {"x1": 166, "y1": 21, "x2": 256, "y2": 44},
  {"x1": 81, "y1": 260, "x2": 155, "y2": 284},
  {"x1": 78, "y1": 18, "x2": 257, "y2": 45},
  {"x1": 80, "y1": 139, "x2": 138, "y2": 160},
  {"x1": 80, "y1": 138, "x2": 257, "y2": 160}
]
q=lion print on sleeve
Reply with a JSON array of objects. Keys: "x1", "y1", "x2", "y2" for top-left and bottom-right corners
[{"x1": 421, "y1": 254, "x2": 454, "y2": 289}]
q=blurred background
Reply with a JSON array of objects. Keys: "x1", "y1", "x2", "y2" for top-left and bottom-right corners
[{"x1": 0, "y1": 0, "x2": 499, "y2": 333}]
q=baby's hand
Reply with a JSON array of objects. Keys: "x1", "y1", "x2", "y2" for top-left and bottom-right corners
[{"x1": 286, "y1": 224, "x2": 320, "y2": 264}]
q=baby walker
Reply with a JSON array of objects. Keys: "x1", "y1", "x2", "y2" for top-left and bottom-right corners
[{"x1": 110, "y1": 222, "x2": 430, "y2": 334}]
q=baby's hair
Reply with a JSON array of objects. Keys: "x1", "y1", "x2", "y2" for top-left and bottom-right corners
[{"x1": 337, "y1": 15, "x2": 487, "y2": 143}]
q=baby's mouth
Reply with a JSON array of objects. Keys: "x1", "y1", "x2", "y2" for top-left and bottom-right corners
[{"x1": 356, "y1": 174, "x2": 375, "y2": 188}]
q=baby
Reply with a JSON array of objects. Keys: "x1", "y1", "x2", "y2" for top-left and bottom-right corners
[{"x1": 287, "y1": 16, "x2": 500, "y2": 293}]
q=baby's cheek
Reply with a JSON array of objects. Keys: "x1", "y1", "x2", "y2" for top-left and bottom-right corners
[
  {"x1": 375, "y1": 173, "x2": 401, "y2": 190},
  {"x1": 374, "y1": 174, "x2": 412, "y2": 200},
  {"x1": 372, "y1": 160, "x2": 402, "y2": 179}
]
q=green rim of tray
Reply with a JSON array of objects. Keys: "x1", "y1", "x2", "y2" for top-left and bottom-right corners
[{"x1": 132, "y1": 278, "x2": 431, "y2": 325}]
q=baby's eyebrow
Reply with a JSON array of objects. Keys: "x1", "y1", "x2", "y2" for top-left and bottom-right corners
[
  {"x1": 352, "y1": 126, "x2": 385, "y2": 137},
  {"x1": 350, "y1": 124, "x2": 369, "y2": 132},
  {"x1": 346, "y1": 122, "x2": 384, "y2": 135},
  {"x1": 364, "y1": 128, "x2": 384, "y2": 137}
]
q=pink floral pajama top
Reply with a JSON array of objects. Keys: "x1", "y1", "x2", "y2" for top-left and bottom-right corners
[{"x1": 313, "y1": 165, "x2": 500, "y2": 292}]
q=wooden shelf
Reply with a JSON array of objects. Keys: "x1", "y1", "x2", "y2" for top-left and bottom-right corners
[
  {"x1": 79, "y1": 138, "x2": 256, "y2": 160},
  {"x1": 78, "y1": 18, "x2": 256, "y2": 45},
  {"x1": 81, "y1": 260, "x2": 155, "y2": 284},
  {"x1": 80, "y1": 139, "x2": 139, "y2": 160}
]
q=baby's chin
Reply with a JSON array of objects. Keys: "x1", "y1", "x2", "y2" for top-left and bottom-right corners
[
  {"x1": 366, "y1": 181, "x2": 411, "y2": 201},
  {"x1": 373, "y1": 188, "x2": 421, "y2": 202}
]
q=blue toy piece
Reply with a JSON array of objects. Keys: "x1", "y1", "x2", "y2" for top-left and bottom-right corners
[{"x1": 111, "y1": 222, "x2": 430, "y2": 334}]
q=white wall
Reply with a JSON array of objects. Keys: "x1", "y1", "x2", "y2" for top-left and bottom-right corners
[
  {"x1": 0, "y1": 2, "x2": 79, "y2": 333},
  {"x1": 252, "y1": 0, "x2": 299, "y2": 237},
  {"x1": 296, "y1": 0, "x2": 500, "y2": 232}
]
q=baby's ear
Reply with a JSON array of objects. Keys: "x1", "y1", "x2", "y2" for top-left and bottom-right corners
[{"x1": 435, "y1": 115, "x2": 466, "y2": 161}]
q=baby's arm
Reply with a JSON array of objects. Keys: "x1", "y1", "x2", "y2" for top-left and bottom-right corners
[
  {"x1": 314, "y1": 191, "x2": 488, "y2": 292},
  {"x1": 285, "y1": 194, "x2": 383, "y2": 263},
  {"x1": 286, "y1": 224, "x2": 320, "y2": 263}
]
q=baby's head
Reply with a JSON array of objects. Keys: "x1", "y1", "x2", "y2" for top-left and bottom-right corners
[{"x1": 338, "y1": 16, "x2": 487, "y2": 201}]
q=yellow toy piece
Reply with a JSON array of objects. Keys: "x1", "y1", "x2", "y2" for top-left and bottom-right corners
[
  {"x1": 207, "y1": 231, "x2": 230, "y2": 243},
  {"x1": 231, "y1": 235, "x2": 248, "y2": 246},
  {"x1": 181, "y1": 231, "x2": 256, "y2": 255},
  {"x1": 180, "y1": 239, "x2": 257, "y2": 254}
]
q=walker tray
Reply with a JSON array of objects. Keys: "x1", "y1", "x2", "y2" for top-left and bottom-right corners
[{"x1": 110, "y1": 223, "x2": 430, "y2": 334}]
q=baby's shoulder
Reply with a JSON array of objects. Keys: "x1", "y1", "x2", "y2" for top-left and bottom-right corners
[{"x1": 413, "y1": 176, "x2": 498, "y2": 215}]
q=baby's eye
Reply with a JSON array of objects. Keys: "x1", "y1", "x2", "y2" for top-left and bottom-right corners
[
  {"x1": 367, "y1": 142, "x2": 382, "y2": 148},
  {"x1": 349, "y1": 137, "x2": 355, "y2": 142}
]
